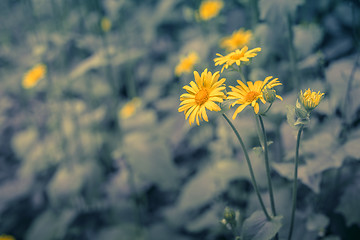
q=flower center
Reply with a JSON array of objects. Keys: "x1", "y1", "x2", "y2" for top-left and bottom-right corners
[
  {"x1": 230, "y1": 52, "x2": 244, "y2": 60},
  {"x1": 195, "y1": 89, "x2": 209, "y2": 105},
  {"x1": 245, "y1": 91, "x2": 260, "y2": 102}
]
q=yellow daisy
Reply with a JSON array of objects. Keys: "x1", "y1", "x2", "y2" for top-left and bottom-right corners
[
  {"x1": 101, "y1": 17, "x2": 112, "y2": 32},
  {"x1": 0, "y1": 235, "x2": 15, "y2": 240},
  {"x1": 175, "y1": 52, "x2": 199, "y2": 76},
  {"x1": 227, "y1": 76, "x2": 282, "y2": 119},
  {"x1": 198, "y1": 0, "x2": 224, "y2": 21},
  {"x1": 214, "y1": 46, "x2": 261, "y2": 72},
  {"x1": 22, "y1": 63, "x2": 47, "y2": 89},
  {"x1": 179, "y1": 69, "x2": 226, "y2": 125},
  {"x1": 119, "y1": 98, "x2": 141, "y2": 119},
  {"x1": 220, "y1": 28, "x2": 252, "y2": 52},
  {"x1": 299, "y1": 89, "x2": 324, "y2": 112}
]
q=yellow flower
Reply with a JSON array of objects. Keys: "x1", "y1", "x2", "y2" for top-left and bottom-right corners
[
  {"x1": 214, "y1": 46, "x2": 261, "y2": 72},
  {"x1": 101, "y1": 17, "x2": 112, "y2": 32},
  {"x1": 119, "y1": 98, "x2": 141, "y2": 119},
  {"x1": 178, "y1": 69, "x2": 226, "y2": 125},
  {"x1": 22, "y1": 63, "x2": 46, "y2": 89},
  {"x1": 299, "y1": 89, "x2": 324, "y2": 112},
  {"x1": 198, "y1": 0, "x2": 224, "y2": 21},
  {"x1": 0, "y1": 235, "x2": 15, "y2": 240},
  {"x1": 227, "y1": 76, "x2": 282, "y2": 118},
  {"x1": 220, "y1": 29, "x2": 252, "y2": 52},
  {"x1": 175, "y1": 52, "x2": 199, "y2": 76}
]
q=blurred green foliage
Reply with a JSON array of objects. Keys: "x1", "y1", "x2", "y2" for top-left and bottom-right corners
[{"x1": 0, "y1": 0, "x2": 359, "y2": 239}]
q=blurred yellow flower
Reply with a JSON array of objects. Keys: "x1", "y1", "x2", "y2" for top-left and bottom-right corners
[
  {"x1": 101, "y1": 17, "x2": 112, "y2": 32},
  {"x1": 119, "y1": 98, "x2": 141, "y2": 119},
  {"x1": 299, "y1": 89, "x2": 324, "y2": 112},
  {"x1": 22, "y1": 63, "x2": 46, "y2": 89},
  {"x1": 0, "y1": 235, "x2": 15, "y2": 240},
  {"x1": 214, "y1": 46, "x2": 261, "y2": 72},
  {"x1": 227, "y1": 76, "x2": 282, "y2": 118},
  {"x1": 220, "y1": 29, "x2": 252, "y2": 52},
  {"x1": 178, "y1": 69, "x2": 226, "y2": 125},
  {"x1": 198, "y1": 0, "x2": 224, "y2": 21},
  {"x1": 175, "y1": 52, "x2": 199, "y2": 76}
]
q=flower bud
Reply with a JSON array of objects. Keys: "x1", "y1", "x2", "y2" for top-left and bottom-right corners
[
  {"x1": 262, "y1": 88, "x2": 277, "y2": 103},
  {"x1": 298, "y1": 89, "x2": 324, "y2": 112},
  {"x1": 295, "y1": 100, "x2": 309, "y2": 119},
  {"x1": 223, "y1": 207, "x2": 236, "y2": 224}
]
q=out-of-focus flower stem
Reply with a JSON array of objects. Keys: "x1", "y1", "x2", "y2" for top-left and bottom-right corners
[{"x1": 287, "y1": 14, "x2": 299, "y2": 91}]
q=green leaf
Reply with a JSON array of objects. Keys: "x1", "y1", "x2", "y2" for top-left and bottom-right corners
[
  {"x1": 259, "y1": 0, "x2": 305, "y2": 22},
  {"x1": 336, "y1": 180, "x2": 360, "y2": 227},
  {"x1": 26, "y1": 209, "x2": 77, "y2": 240},
  {"x1": 241, "y1": 211, "x2": 283, "y2": 240},
  {"x1": 123, "y1": 131, "x2": 178, "y2": 191},
  {"x1": 176, "y1": 159, "x2": 248, "y2": 211}
]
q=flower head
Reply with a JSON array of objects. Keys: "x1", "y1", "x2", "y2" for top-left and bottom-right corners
[
  {"x1": 179, "y1": 69, "x2": 226, "y2": 125},
  {"x1": 119, "y1": 98, "x2": 141, "y2": 119},
  {"x1": 101, "y1": 17, "x2": 112, "y2": 32},
  {"x1": 175, "y1": 52, "x2": 199, "y2": 76},
  {"x1": 298, "y1": 89, "x2": 324, "y2": 112},
  {"x1": 198, "y1": 0, "x2": 224, "y2": 21},
  {"x1": 22, "y1": 63, "x2": 46, "y2": 89},
  {"x1": 214, "y1": 46, "x2": 261, "y2": 72},
  {"x1": 227, "y1": 76, "x2": 282, "y2": 119},
  {"x1": 220, "y1": 29, "x2": 252, "y2": 52},
  {"x1": 0, "y1": 235, "x2": 15, "y2": 240}
]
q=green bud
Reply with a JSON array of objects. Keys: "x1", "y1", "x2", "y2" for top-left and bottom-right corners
[
  {"x1": 262, "y1": 88, "x2": 276, "y2": 103},
  {"x1": 223, "y1": 207, "x2": 236, "y2": 223},
  {"x1": 295, "y1": 100, "x2": 309, "y2": 119}
]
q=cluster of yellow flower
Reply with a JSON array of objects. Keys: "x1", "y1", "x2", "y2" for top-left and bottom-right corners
[
  {"x1": 178, "y1": 46, "x2": 283, "y2": 125},
  {"x1": 177, "y1": 45, "x2": 324, "y2": 125}
]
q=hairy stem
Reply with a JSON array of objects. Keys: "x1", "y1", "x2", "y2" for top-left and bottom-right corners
[
  {"x1": 288, "y1": 126, "x2": 304, "y2": 240},
  {"x1": 222, "y1": 113, "x2": 271, "y2": 220}
]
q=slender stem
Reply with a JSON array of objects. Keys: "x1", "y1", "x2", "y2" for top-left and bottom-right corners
[
  {"x1": 258, "y1": 115, "x2": 277, "y2": 217},
  {"x1": 288, "y1": 126, "x2": 304, "y2": 240},
  {"x1": 238, "y1": 67, "x2": 247, "y2": 83},
  {"x1": 258, "y1": 115, "x2": 279, "y2": 240},
  {"x1": 287, "y1": 14, "x2": 299, "y2": 91},
  {"x1": 222, "y1": 113, "x2": 271, "y2": 220}
]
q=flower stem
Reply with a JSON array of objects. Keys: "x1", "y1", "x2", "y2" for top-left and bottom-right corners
[
  {"x1": 287, "y1": 126, "x2": 304, "y2": 240},
  {"x1": 287, "y1": 14, "x2": 299, "y2": 91},
  {"x1": 258, "y1": 115, "x2": 279, "y2": 240},
  {"x1": 222, "y1": 113, "x2": 271, "y2": 221},
  {"x1": 257, "y1": 115, "x2": 277, "y2": 217}
]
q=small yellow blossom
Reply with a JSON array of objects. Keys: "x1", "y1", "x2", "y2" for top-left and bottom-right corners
[
  {"x1": 220, "y1": 29, "x2": 252, "y2": 52},
  {"x1": 299, "y1": 89, "x2": 324, "y2": 112},
  {"x1": 119, "y1": 98, "x2": 141, "y2": 119},
  {"x1": 179, "y1": 69, "x2": 226, "y2": 125},
  {"x1": 198, "y1": 0, "x2": 224, "y2": 21},
  {"x1": 214, "y1": 46, "x2": 261, "y2": 72},
  {"x1": 227, "y1": 76, "x2": 282, "y2": 118},
  {"x1": 101, "y1": 17, "x2": 112, "y2": 32},
  {"x1": 175, "y1": 52, "x2": 199, "y2": 76},
  {"x1": 22, "y1": 63, "x2": 46, "y2": 89},
  {"x1": 0, "y1": 235, "x2": 15, "y2": 240}
]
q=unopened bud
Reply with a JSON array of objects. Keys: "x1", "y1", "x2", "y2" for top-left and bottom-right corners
[
  {"x1": 223, "y1": 207, "x2": 236, "y2": 223},
  {"x1": 262, "y1": 88, "x2": 276, "y2": 103},
  {"x1": 295, "y1": 100, "x2": 309, "y2": 119}
]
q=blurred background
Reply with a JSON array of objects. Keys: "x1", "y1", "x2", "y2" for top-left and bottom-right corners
[{"x1": 0, "y1": 0, "x2": 359, "y2": 239}]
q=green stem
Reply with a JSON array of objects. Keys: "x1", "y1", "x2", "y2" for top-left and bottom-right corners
[
  {"x1": 257, "y1": 115, "x2": 277, "y2": 217},
  {"x1": 258, "y1": 115, "x2": 278, "y2": 240},
  {"x1": 222, "y1": 113, "x2": 271, "y2": 221},
  {"x1": 287, "y1": 14, "x2": 299, "y2": 91},
  {"x1": 238, "y1": 67, "x2": 247, "y2": 83},
  {"x1": 287, "y1": 126, "x2": 304, "y2": 240}
]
